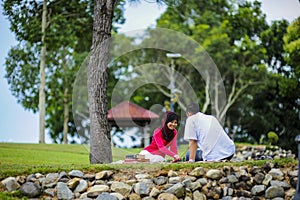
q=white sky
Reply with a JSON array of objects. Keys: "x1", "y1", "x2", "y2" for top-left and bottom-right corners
[{"x1": 0, "y1": 0, "x2": 299, "y2": 143}]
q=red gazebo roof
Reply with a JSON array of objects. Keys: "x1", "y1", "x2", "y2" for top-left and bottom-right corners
[{"x1": 108, "y1": 101, "x2": 159, "y2": 127}]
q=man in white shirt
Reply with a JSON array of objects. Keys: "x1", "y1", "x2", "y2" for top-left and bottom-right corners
[{"x1": 184, "y1": 103, "x2": 235, "y2": 162}]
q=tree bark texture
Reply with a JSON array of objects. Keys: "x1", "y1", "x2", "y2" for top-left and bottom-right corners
[
  {"x1": 38, "y1": 0, "x2": 47, "y2": 144},
  {"x1": 88, "y1": 0, "x2": 117, "y2": 164}
]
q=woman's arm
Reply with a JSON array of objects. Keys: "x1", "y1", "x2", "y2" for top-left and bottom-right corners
[{"x1": 153, "y1": 130, "x2": 177, "y2": 158}]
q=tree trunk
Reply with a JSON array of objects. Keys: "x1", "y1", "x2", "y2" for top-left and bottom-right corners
[
  {"x1": 63, "y1": 88, "x2": 69, "y2": 144},
  {"x1": 62, "y1": 49, "x2": 69, "y2": 144},
  {"x1": 38, "y1": 0, "x2": 47, "y2": 144},
  {"x1": 88, "y1": 0, "x2": 117, "y2": 164}
]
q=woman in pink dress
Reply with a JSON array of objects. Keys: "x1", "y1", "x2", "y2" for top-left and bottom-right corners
[{"x1": 139, "y1": 111, "x2": 180, "y2": 163}]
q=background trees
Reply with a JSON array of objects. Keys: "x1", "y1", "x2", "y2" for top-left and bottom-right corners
[
  {"x1": 108, "y1": 0, "x2": 299, "y2": 152},
  {"x1": 2, "y1": 0, "x2": 300, "y2": 155},
  {"x1": 3, "y1": 0, "x2": 125, "y2": 144}
]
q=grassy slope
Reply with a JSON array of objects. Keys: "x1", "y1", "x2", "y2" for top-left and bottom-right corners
[{"x1": 0, "y1": 143, "x2": 296, "y2": 180}]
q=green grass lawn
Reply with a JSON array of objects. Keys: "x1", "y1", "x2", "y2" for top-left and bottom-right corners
[
  {"x1": 0, "y1": 143, "x2": 296, "y2": 180},
  {"x1": 0, "y1": 143, "x2": 190, "y2": 179}
]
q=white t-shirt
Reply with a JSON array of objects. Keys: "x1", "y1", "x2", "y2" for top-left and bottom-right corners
[{"x1": 184, "y1": 112, "x2": 235, "y2": 161}]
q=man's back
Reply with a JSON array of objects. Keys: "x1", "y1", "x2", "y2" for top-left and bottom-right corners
[{"x1": 184, "y1": 112, "x2": 235, "y2": 161}]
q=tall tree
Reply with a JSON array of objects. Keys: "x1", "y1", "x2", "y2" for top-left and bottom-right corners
[
  {"x1": 38, "y1": 0, "x2": 47, "y2": 143},
  {"x1": 88, "y1": 0, "x2": 117, "y2": 164}
]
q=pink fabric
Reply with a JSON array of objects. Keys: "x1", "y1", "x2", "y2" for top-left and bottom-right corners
[{"x1": 144, "y1": 128, "x2": 178, "y2": 158}]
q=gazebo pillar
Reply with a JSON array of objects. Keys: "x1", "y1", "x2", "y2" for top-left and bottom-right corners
[{"x1": 143, "y1": 125, "x2": 150, "y2": 147}]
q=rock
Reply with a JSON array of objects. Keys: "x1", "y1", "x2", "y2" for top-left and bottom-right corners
[
  {"x1": 57, "y1": 182, "x2": 74, "y2": 200},
  {"x1": 193, "y1": 190, "x2": 206, "y2": 200},
  {"x1": 270, "y1": 180, "x2": 291, "y2": 190},
  {"x1": 227, "y1": 174, "x2": 239, "y2": 183},
  {"x1": 288, "y1": 170, "x2": 298, "y2": 177},
  {"x1": 250, "y1": 166, "x2": 262, "y2": 175},
  {"x1": 95, "y1": 180, "x2": 107, "y2": 185},
  {"x1": 189, "y1": 181, "x2": 201, "y2": 191},
  {"x1": 253, "y1": 172, "x2": 264, "y2": 184},
  {"x1": 74, "y1": 179, "x2": 88, "y2": 193},
  {"x1": 219, "y1": 177, "x2": 228, "y2": 183},
  {"x1": 262, "y1": 174, "x2": 272, "y2": 186},
  {"x1": 169, "y1": 176, "x2": 181, "y2": 184},
  {"x1": 196, "y1": 177, "x2": 208, "y2": 186},
  {"x1": 44, "y1": 188, "x2": 56, "y2": 197},
  {"x1": 96, "y1": 170, "x2": 114, "y2": 180},
  {"x1": 20, "y1": 182, "x2": 41, "y2": 197},
  {"x1": 149, "y1": 187, "x2": 160, "y2": 197},
  {"x1": 96, "y1": 192, "x2": 118, "y2": 200},
  {"x1": 133, "y1": 182, "x2": 153, "y2": 196},
  {"x1": 157, "y1": 193, "x2": 178, "y2": 200},
  {"x1": 110, "y1": 181, "x2": 132, "y2": 196},
  {"x1": 236, "y1": 189, "x2": 252, "y2": 197},
  {"x1": 26, "y1": 174, "x2": 37, "y2": 182},
  {"x1": 263, "y1": 162, "x2": 274, "y2": 172},
  {"x1": 1, "y1": 177, "x2": 20, "y2": 192},
  {"x1": 68, "y1": 170, "x2": 84, "y2": 178},
  {"x1": 189, "y1": 167, "x2": 205, "y2": 177},
  {"x1": 265, "y1": 186, "x2": 285, "y2": 198},
  {"x1": 154, "y1": 176, "x2": 168, "y2": 185},
  {"x1": 16, "y1": 176, "x2": 26, "y2": 184},
  {"x1": 285, "y1": 188, "x2": 296, "y2": 198},
  {"x1": 35, "y1": 172, "x2": 44, "y2": 179},
  {"x1": 206, "y1": 186, "x2": 222, "y2": 199},
  {"x1": 182, "y1": 178, "x2": 192, "y2": 188},
  {"x1": 79, "y1": 192, "x2": 89, "y2": 199},
  {"x1": 222, "y1": 166, "x2": 235, "y2": 175},
  {"x1": 168, "y1": 170, "x2": 178, "y2": 177},
  {"x1": 111, "y1": 192, "x2": 125, "y2": 200},
  {"x1": 142, "y1": 196, "x2": 155, "y2": 200},
  {"x1": 206, "y1": 169, "x2": 222, "y2": 180},
  {"x1": 185, "y1": 175, "x2": 197, "y2": 181},
  {"x1": 251, "y1": 185, "x2": 266, "y2": 196},
  {"x1": 165, "y1": 183, "x2": 185, "y2": 198},
  {"x1": 84, "y1": 174, "x2": 96, "y2": 181},
  {"x1": 88, "y1": 184, "x2": 109, "y2": 194},
  {"x1": 67, "y1": 177, "x2": 80, "y2": 189},
  {"x1": 128, "y1": 193, "x2": 141, "y2": 200},
  {"x1": 184, "y1": 196, "x2": 192, "y2": 200},
  {"x1": 135, "y1": 173, "x2": 151, "y2": 180},
  {"x1": 268, "y1": 169, "x2": 284, "y2": 181},
  {"x1": 223, "y1": 187, "x2": 234, "y2": 196},
  {"x1": 43, "y1": 173, "x2": 59, "y2": 188},
  {"x1": 58, "y1": 171, "x2": 68, "y2": 180},
  {"x1": 125, "y1": 180, "x2": 137, "y2": 185}
]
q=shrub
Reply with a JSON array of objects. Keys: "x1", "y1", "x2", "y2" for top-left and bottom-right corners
[{"x1": 267, "y1": 131, "x2": 279, "y2": 145}]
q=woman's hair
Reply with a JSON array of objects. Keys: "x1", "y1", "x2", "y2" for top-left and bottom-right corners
[
  {"x1": 161, "y1": 111, "x2": 178, "y2": 142},
  {"x1": 164, "y1": 111, "x2": 178, "y2": 124},
  {"x1": 186, "y1": 103, "x2": 200, "y2": 114}
]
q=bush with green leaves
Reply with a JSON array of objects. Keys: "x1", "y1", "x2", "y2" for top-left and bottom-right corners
[{"x1": 268, "y1": 131, "x2": 279, "y2": 145}]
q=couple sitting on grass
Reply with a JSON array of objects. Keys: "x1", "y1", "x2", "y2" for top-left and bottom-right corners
[{"x1": 139, "y1": 103, "x2": 235, "y2": 163}]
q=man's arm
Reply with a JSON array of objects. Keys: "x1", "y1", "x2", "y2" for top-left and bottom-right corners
[{"x1": 188, "y1": 139, "x2": 197, "y2": 162}]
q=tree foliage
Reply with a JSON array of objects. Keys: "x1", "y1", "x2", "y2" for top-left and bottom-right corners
[
  {"x1": 2, "y1": 0, "x2": 125, "y2": 143},
  {"x1": 114, "y1": 0, "x2": 300, "y2": 153}
]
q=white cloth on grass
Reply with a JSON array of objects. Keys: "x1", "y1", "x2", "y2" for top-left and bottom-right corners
[{"x1": 139, "y1": 150, "x2": 165, "y2": 163}]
